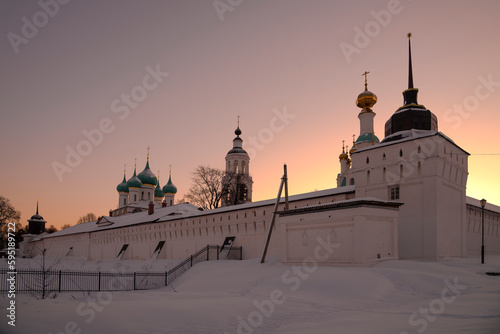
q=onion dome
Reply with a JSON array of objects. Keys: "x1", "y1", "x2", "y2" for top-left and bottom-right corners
[
  {"x1": 154, "y1": 172, "x2": 164, "y2": 198},
  {"x1": 127, "y1": 166, "x2": 143, "y2": 189},
  {"x1": 356, "y1": 90, "x2": 377, "y2": 109},
  {"x1": 162, "y1": 174, "x2": 177, "y2": 194},
  {"x1": 356, "y1": 71, "x2": 377, "y2": 109},
  {"x1": 349, "y1": 135, "x2": 357, "y2": 154},
  {"x1": 339, "y1": 144, "x2": 348, "y2": 161},
  {"x1": 137, "y1": 160, "x2": 158, "y2": 186},
  {"x1": 116, "y1": 171, "x2": 129, "y2": 193},
  {"x1": 228, "y1": 125, "x2": 248, "y2": 155}
]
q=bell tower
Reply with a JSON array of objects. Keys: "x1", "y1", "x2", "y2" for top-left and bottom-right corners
[{"x1": 222, "y1": 117, "x2": 253, "y2": 207}]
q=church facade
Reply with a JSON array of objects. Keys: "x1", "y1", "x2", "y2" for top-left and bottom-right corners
[{"x1": 21, "y1": 36, "x2": 500, "y2": 264}]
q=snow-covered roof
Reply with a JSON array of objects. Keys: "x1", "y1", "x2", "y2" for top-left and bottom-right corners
[
  {"x1": 42, "y1": 186, "x2": 355, "y2": 239},
  {"x1": 278, "y1": 196, "x2": 403, "y2": 216},
  {"x1": 353, "y1": 129, "x2": 469, "y2": 155},
  {"x1": 170, "y1": 186, "x2": 356, "y2": 221},
  {"x1": 466, "y1": 196, "x2": 500, "y2": 214}
]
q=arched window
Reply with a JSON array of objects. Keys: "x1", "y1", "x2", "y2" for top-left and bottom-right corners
[
  {"x1": 418, "y1": 146, "x2": 421, "y2": 153},
  {"x1": 382, "y1": 153, "x2": 386, "y2": 160},
  {"x1": 399, "y1": 149, "x2": 403, "y2": 157},
  {"x1": 234, "y1": 160, "x2": 239, "y2": 173},
  {"x1": 367, "y1": 170, "x2": 370, "y2": 184},
  {"x1": 366, "y1": 157, "x2": 370, "y2": 164},
  {"x1": 242, "y1": 161, "x2": 246, "y2": 174}
]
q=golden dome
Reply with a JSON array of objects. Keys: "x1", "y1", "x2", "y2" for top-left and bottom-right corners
[{"x1": 356, "y1": 89, "x2": 377, "y2": 109}]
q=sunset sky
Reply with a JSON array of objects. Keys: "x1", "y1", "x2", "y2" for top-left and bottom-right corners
[{"x1": 1, "y1": 0, "x2": 499, "y2": 229}]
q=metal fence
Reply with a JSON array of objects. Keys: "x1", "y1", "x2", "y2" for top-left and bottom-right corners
[{"x1": 1, "y1": 245, "x2": 242, "y2": 294}]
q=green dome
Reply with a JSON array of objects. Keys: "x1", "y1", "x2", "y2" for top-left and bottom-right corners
[
  {"x1": 137, "y1": 161, "x2": 158, "y2": 186},
  {"x1": 126, "y1": 168, "x2": 143, "y2": 189},
  {"x1": 116, "y1": 174, "x2": 129, "y2": 193},
  {"x1": 154, "y1": 182, "x2": 164, "y2": 198},
  {"x1": 355, "y1": 133, "x2": 380, "y2": 145},
  {"x1": 162, "y1": 175, "x2": 177, "y2": 194}
]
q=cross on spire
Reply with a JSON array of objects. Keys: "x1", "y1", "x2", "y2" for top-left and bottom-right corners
[
  {"x1": 237, "y1": 115, "x2": 240, "y2": 127},
  {"x1": 342, "y1": 140, "x2": 345, "y2": 153},
  {"x1": 169, "y1": 165, "x2": 172, "y2": 176},
  {"x1": 362, "y1": 71, "x2": 370, "y2": 90},
  {"x1": 147, "y1": 146, "x2": 150, "y2": 162}
]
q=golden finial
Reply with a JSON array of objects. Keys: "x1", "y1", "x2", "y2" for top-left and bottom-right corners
[
  {"x1": 157, "y1": 170, "x2": 160, "y2": 183},
  {"x1": 237, "y1": 115, "x2": 240, "y2": 127},
  {"x1": 169, "y1": 165, "x2": 172, "y2": 176},
  {"x1": 134, "y1": 158, "x2": 137, "y2": 170},
  {"x1": 362, "y1": 71, "x2": 370, "y2": 90},
  {"x1": 352, "y1": 134, "x2": 356, "y2": 146},
  {"x1": 342, "y1": 140, "x2": 345, "y2": 153},
  {"x1": 124, "y1": 164, "x2": 126, "y2": 175},
  {"x1": 407, "y1": 32, "x2": 412, "y2": 39},
  {"x1": 147, "y1": 146, "x2": 150, "y2": 162}
]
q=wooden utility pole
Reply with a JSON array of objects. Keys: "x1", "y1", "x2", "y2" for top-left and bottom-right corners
[{"x1": 260, "y1": 164, "x2": 289, "y2": 263}]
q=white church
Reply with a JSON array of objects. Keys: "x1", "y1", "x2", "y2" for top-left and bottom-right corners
[{"x1": 21, "y1": 36, "x2": 500, "y2": 265}]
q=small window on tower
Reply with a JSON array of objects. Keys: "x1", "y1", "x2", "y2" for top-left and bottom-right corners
[
  {"x1": 349, "y1": 178, "x2": 355, "y2": 185},
  {"x1": 390, "y1": 185, "x2": 400, "y2": 200},
  {"x1": 382, "y1": 153, "x2": 386, "y2": 160}
]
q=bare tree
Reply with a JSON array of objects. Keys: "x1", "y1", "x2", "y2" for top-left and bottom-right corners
[
  {"x1": 60, "y1": 224, "x2": 72, "y2": 230},
  {"x1": 45, "y1": 225, "x2": 58, "y2": 233},
  {"x1": 222, "y1": 172, "x2": 251, "y2": 206},
  {"x1": 185, "y1": 165, "x2": 231, "y2": 210},
  {"x1": 0, "y1": 196, "x2": 21, "y2": 249},
  {"x1": 76, "y1": 213, "x2": 97, "y2": 224},
  {"x1": 25, "y1": 244, "x2": 62, "y2": 299}
]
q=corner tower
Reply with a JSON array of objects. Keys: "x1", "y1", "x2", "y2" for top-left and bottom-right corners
[{"x1": 222, "y1": 118, "x2": 253, "y2": 207}]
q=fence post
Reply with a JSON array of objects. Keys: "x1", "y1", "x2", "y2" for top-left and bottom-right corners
[
  {"x1": 58, "y1": 270, "x2": 62, "y2": 293},
  {"x1": 206, "y1": 245, "x2": 209, "y2": 261},
  {"x1": 134, "y1": 272, "x2": 136, "y2": 290},
  {"x1": 98, "y1": 272, "x2": 101, "y2": 292},
  {"x1": 217, "y1": 245, "x2": 219, "y2": 260},
  {"x1": 240, "y1": 246, "x2": 243, "y2": 260}
]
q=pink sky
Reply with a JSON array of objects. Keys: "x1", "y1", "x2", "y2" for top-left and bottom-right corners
[{"x1": 1, "y1": 0, "x2": 499, "y2": 229}]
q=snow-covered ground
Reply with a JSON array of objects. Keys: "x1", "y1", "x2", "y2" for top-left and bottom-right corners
[{"x1": 1, "y1": 256, "x2": 499, "y2": 334}]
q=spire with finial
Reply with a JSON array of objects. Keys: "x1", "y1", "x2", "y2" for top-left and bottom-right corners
[
  {"x1": 36, "y1": 199, "x2": 39, "y2": 215},
  {"x1": 169, "y1": 165, "x2": 172, "y2": 176},
  {"x1": 407, "y1": 33, "x2": 413, "y2": 89},
  {"x1": 402, "y1": 32, "x2": 419, "y2": 106},
  {"x1": 147, "y1": 146, "x2": 150, "y2": 162}
]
